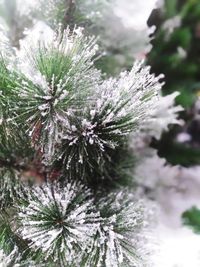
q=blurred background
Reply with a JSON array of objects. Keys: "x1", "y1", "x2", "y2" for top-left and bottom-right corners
[{"x1": 148, "y1": 1, "x2": 200, "y2": 265}]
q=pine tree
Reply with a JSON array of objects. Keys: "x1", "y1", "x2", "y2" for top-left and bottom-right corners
[
  {"x1": 148, "y1": 0, "x2": 200, "y2": 166},
  {"x1": 0, "y1": 0, "x2": 183, "y2": 266}
]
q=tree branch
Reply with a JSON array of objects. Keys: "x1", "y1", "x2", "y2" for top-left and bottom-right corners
[
  {"x1": 62, "y1": 0, "x2": 76, "y2": 31},
  {"x1": 0, "y1": 157, "x2": 26, "y2": 171}
]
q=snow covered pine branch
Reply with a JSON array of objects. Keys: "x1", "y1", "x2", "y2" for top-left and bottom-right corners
[{"x1": 0, "y1": 2, "x2": 183, "y2": 266}]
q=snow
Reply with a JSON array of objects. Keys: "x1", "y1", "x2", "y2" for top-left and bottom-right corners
[
  {"x1": 0, "y1": 247, "x2": 20, "y2": 267},
  {"x1": 114, "y1": 0, "x2": 157, "y2": 30},
  {"x1": 18, "y1": 182, "x2": 100, "y2": 263},
  {"x1": 154, "y1": 225, "x2": 200, "y2": 267},
  {"x1": 95, "y1": 192, "x2": 152, "y2": 267},
  {"x1": 136, "y1": 151, "x2": 200, "y2": 267}
]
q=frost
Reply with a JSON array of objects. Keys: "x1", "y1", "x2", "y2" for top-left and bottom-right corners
[
  {"x1": 14, "y1": 27, "x2": 101, "y2": 164},
  {"x1": 0, "y1": 168, "x2": 25, "y2": 208},
  {"x1": 17, "y1": 183, "x2": 155, "y2": 266},
  {"x1": 18, "y1": 181, "x2": 100, "y2": 264},
  {"x1": 56, "y1": 60, "x2": 182, "y2": 178},
  {"x1": 15, "y1": 37, "x2": 176, "y2": 174},
  {"x1": 82, "y1": 191, "x2": 154, "y2": 267},
  {"x1": 34, "y1": 0, "x2": 156, "y2": 74},
  {"x1": 0, "y1": 247, "x2": 20, "y2": 267},
  {"x1": 96, "y1": 61, "x2": 182, "y2": 140}
]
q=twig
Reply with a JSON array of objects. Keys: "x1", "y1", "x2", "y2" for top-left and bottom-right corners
[{"x1": 62, "y1": 0, "x2": 76, "y2": 31}]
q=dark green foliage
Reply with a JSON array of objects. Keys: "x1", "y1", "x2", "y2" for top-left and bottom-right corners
[
  {"x1": 182, "y1": 206, "x2": 200, "y2": 234},
  {"x1": 152, "y1": 130, "x2": 200, "y2": 166},
  {"x1": 148, "y1": 0, "x2": 200, "y2": 165}
]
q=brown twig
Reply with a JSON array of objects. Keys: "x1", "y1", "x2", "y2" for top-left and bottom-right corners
[
  {"x1": 0, "y1": 157, "x2": 26, "y2": 171},
  {"x1": 62, "y1": 0, "x2": 76, "y2": 31}
]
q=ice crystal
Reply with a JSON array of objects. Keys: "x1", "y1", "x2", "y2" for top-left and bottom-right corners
[
  {"x1": 96, "y1": 61, "x2": 165, "y2": 138},
  {"x1": 18, "y1": 181, "x2": 100, "y2": 264},
  {"x1": 82, "y1": 191, "x2": 152, "y2": 267},
  {"x1": 0, "y1": 168, "x2": 24, "y2": 208},
  {"x1": 13, "y1": 27, "x2": 100, "y2": 164},
  {"x1": 57, "y1": 61, "x2": 182, "y2": 180},
  {"x1": 0, "y1": 247, "x2": 20, "y2": 267},
  {"x1": 33, "y1": 0, "x2": 155, "y2": 75},
  {"x1": 0, "y1": 118, "x2": 32, "y2": 208}
]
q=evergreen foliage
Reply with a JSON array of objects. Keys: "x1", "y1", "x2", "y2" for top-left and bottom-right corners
[
  {"x1": 0, "y1": 0, "x2": 184, "y2": 266},
  {"x1": 182, "y1": 206, "x2": 200, "y2": 234},
  {"x1": 148, "y1": 0, "x2": 200, "y2": 165}
]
